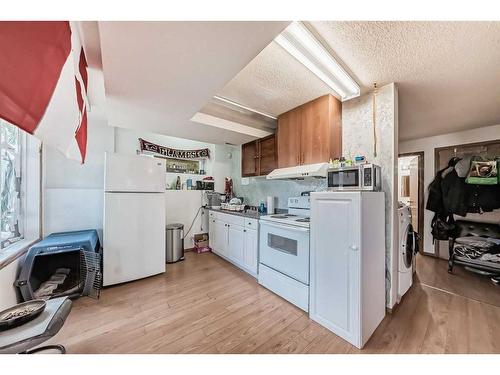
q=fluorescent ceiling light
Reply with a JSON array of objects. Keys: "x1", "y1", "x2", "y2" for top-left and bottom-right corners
[
  {"x1": 190, "y1": 112, "x2": 273, "y2": 139},
  {"x1": 275, "y1": 22, "x2": 360, "y2": 101},
  {"x1": 213, "y1": 95, "x2": 277, "y2": 120}
]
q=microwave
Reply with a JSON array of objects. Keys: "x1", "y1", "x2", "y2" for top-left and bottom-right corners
[
  {"x1": 327, "y1": 164, "x2": 381, "y2": 191},
  {"x1": 196, "y1": 180, "x2": 214, "y2": 191}
]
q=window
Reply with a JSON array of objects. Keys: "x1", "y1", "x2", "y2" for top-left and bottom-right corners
[
  {"x1": 0, "y1": 120, "x2": 23, "y2": 249},
  {"x1": 0, "y1": 118, "x2": 41, "y2": 255}
]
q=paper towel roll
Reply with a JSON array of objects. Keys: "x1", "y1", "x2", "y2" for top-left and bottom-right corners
[{"x1": 267, "y1": 196, "x2": 275, "y2": 215}]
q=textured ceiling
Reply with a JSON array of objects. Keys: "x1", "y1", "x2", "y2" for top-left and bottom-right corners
[
  {"x1": 310, "y1": 21, "x2": 500, "y2": 141},
  {"x1": 218, "y1": 41, "x2": 333, "y2": 116},
  {"x1": 220, "y1": 21, "x2": 500, "y2": 141}
]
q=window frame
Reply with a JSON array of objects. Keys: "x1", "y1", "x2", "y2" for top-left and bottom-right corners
[{"x1": 0, "y1": 120, "x2": 41, "y2": 268}]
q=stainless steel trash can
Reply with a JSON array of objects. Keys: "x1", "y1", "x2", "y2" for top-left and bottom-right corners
[{"x1": 166, "y1": 223, "x2": 184, "y2": 263}]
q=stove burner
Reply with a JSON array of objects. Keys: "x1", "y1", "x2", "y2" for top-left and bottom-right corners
[{"x1": 295, "y1": 218, "x2": 310, "y2": 223}]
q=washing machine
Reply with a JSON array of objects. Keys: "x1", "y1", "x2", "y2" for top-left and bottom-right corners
[{"x1": 397, "y1": 204, "x2": 417, "y2": 301}]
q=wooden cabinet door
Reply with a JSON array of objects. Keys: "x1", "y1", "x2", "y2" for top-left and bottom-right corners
[
  {"x1": 258, "y1": 134, "x2": 277, "y2": 175},
  {"x1": 301, "y1": 95, "x2": 342, "y2": 165},
  {"x1": 241, "y1": 141, "x2": 258, "y2": 177},
  {"x1": 277, "y1": 110, "x2": 301, "y2": 168},
  {"x1": 243, "y1": 228, "x2": 258, "y2": 274}
]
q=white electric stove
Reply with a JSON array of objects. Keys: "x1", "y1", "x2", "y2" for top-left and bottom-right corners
[
  {"x1": 260, "y1": 196, "x2": 310, "y2": 228},
  {"x1": 258, "y1": 195, "x2": 311, "y2": 311}
]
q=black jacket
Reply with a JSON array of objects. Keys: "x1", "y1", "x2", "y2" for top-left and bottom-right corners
[{"x1": 426, "y1": 157, "x2": 500, "y2": 216}]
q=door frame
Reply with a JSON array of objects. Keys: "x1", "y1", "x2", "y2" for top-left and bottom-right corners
[{"x1": 398, "y1": 151, "x2": 425, "y2": 254}]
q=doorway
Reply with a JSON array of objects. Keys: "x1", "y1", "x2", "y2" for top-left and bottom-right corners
[{"x1": 398, "y1": 152, "x2": 424, "y2": 253}]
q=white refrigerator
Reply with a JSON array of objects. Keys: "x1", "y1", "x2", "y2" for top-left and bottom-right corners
[{"x1": 103, "y1": 153, "x2": 166, "y2": 286}]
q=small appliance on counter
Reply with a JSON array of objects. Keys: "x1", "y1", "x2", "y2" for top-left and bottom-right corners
[
  {"x1": 196, "y1": 180, "x2": 214, "y2": 190},
  {"x1": 327, "y1": 163, "x2": 381, "y2": 191},
  {"x1": 204, "y1": 191, "x2": 222, "y2": 208}
]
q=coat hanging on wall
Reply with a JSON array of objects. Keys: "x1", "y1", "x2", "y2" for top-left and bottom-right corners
[{"x1": 0, "y1": 21, "x2": 89, "y2": 163}]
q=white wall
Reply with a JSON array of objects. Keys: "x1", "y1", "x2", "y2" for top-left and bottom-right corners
[
  {"x1": 399, "y1": 123, "x2": 500, "y2": 254},
  {"x1": 114, "y1": 127, "x2": 233, "y2": 192},
  {"x1": 43, "y1": 108, "x2": 114, "y2": 240}
]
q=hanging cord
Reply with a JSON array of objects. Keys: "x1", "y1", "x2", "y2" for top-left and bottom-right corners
[
  {"x1": 183, "y1": 205, "x2": 204, "y2": 240},
  {"x1": 372, "y1": 82, "x2": 378, "y2": 158}
]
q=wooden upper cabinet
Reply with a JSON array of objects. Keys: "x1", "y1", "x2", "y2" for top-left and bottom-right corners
[
  {"x1": 258, "y1": 134, "x2": 277, "y2": 175},
  {"x1": 277, "y1": 110, "x2": 301, "y2": 168},
  {"x1": 241, "y1": 140, "x2": 258, "y2": 177},
  {"x1": 277, "y1": 94, "x2": 342, "y2": 167},
  {"x1": 241, "y1": 134, "x2": 277, "y2": 177}
]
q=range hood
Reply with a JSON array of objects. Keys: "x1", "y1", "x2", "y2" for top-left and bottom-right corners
[{"x1": 266, "y1": 162, "x2": 330, "y2": 180}]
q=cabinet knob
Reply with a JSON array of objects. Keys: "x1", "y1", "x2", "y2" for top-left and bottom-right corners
[
  {"x1": 244, "y1": 229, "x2": 247, "y2": 232},
  {"x1": 349, "y1": 245, "x2": 358, "y2": 251}
]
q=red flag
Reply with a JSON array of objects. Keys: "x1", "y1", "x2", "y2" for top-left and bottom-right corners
[
  {"x1": 0, "y1": 21, "x2": 71, "y2": 134},
  {"x1": 75, "y1": 110, "x2": 88, "y2": 164},
  {"x1": 0, "y1": 21, "x2": 89, "y2": 163},
  {"x1": 79, "y1": 48, "x2": 89, "y2": 91},
  {"x1": 74, "y1": 56, "x2": 88, "y2": 163}
]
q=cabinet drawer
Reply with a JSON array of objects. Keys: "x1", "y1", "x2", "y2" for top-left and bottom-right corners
[
  {"x1": 245, "y1": 218, "x2": 258, "y2": 229},
  {"x1": 218, "y1": 212, "x2": 245, "y2": 227}
]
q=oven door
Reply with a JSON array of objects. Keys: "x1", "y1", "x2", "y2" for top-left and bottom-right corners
[
  {"x1": 328, "y1": 168, "x2": 361, "y2": 190},
  {"x1": 259, "y1": 221, "x2": 310, "y2": 284}
]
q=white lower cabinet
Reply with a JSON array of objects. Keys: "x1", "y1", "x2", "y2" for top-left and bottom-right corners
[
  {"x1": 309, "y1": 192, "x2": 386, "y2": 349},
  {"x1": 208, "y1": 211, "x2": 258, "y2": 277},
  {"x1": 228, "y1": 224, "x2": 245, "y2": 263},
  {"x1": 213, "y1": 219, "x2": 228, "y2": 258}
]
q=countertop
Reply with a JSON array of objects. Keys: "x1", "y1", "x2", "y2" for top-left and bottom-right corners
[{"x1": 207, "y1": 207, "x2": 261, "y2": 219}]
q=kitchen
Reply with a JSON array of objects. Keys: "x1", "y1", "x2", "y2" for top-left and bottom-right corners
[
  {"x1": 1, "y1": 16, "x2": 499, "y2": 361},
  {"x1": 0, "y1": 20, "x2": 399, "y2": 353},
  {"x1": 101, "y1": 85, "x2": 392, "y2": 349}
]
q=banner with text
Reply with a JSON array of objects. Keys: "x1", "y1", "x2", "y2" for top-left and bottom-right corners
[{"x1": 139, "y1": 138, "x2": 210, "y2": 159}]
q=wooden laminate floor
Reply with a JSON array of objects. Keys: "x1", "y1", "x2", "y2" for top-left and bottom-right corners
[
  {"x1": 416, "y1": 254, "x2": 500, "y2": 307},
  {"x1": 48, "y1": 251, "x2": 500, "y2": 354}
]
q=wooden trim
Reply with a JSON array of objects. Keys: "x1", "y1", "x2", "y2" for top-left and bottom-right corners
[
  {"x1": 398, "y1": 151, "x2": 425, "y2": 255},
  {"x1": 434, "y1": 138, "x2": 500, "y2": 154}
]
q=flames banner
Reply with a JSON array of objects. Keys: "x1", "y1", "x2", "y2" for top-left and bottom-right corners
[{"x1": 139, "y1": 138, "x2": 210, "y2": 159}]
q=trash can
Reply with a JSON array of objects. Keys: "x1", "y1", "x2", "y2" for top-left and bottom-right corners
[{"x1": 166, "y1": 223, "x2": 184, "y2": 263}]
